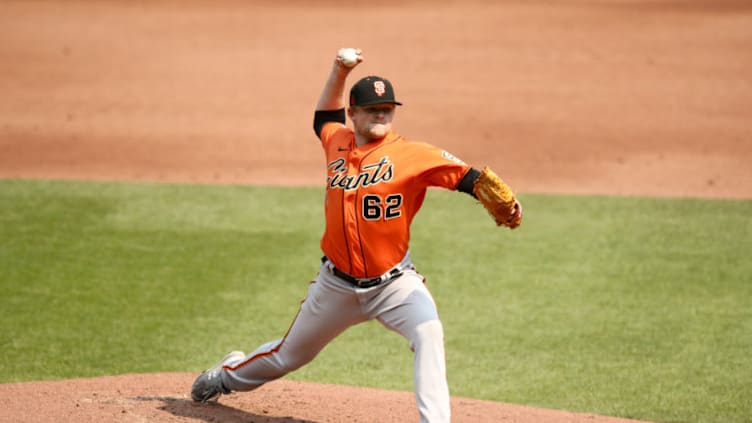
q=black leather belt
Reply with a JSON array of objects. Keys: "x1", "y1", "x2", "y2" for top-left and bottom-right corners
[{"x1": 322, "y1": 256, "x2": 403, "y2": 288}]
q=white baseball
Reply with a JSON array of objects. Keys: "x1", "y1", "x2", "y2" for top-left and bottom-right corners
[{"x1": 338, "y1": 48, "x2": 359, "y2": 67}]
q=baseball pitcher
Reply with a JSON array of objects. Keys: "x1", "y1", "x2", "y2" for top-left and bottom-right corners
[{"x1": 191, "y1": 48, "x2": 522, "y2": 423}]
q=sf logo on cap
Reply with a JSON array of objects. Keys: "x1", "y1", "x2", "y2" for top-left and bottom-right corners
[{"x1": 374, "y1": 81, "x2": 386, "y2": 96}]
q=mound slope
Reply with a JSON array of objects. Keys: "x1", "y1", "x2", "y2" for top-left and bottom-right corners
[{"x1": 0, "y1": 374, "x2": 651, "y2": 423}]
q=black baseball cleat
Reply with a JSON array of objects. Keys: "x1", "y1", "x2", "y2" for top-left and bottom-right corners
[{"x1": 191, "y1": 351, "x2": 245, "y2": 403}]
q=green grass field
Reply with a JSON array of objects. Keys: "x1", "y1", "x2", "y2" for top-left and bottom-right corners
[{"x1": 1, "y1": 179, "x2": 750, "y2": 423}]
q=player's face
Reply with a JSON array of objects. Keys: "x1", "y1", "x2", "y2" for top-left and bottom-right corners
[{"x1": 349, "y1": 103, "x2": 396, "y2": 140}]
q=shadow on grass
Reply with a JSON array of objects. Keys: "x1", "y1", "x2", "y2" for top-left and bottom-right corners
[{"x1": 133, "y1": 396, "x2": 318, "y2": 423}]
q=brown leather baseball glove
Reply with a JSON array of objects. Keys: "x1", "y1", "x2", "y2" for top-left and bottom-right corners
[{"x1": 473, "y1": 166, "x2": 522, "y2": 229}]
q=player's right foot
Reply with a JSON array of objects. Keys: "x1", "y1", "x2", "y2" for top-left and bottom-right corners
[{"x1": 191, "y1": 351, "x2": 245, "y2": 403}]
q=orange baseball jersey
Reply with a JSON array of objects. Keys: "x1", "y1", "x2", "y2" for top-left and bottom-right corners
[{"x1": 318, "y1": 121, "x2": 471, "y2": 278}]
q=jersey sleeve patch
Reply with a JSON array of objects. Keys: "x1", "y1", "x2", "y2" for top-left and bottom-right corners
[{"x1": 441, "y1": 150, "x2": 466, "y2": 165}]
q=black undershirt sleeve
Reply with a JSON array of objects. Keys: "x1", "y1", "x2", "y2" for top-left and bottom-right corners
[
  {"x1": 457, "y1": 167, "x2": 481, "y2": 198},
  {"x1": 313, "y1": 109, "x2": 346, "y2": 139}
]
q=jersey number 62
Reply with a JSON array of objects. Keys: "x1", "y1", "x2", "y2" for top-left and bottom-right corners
[{"x1": 362, "y1": 194, "x2": 403, "y2": 221}]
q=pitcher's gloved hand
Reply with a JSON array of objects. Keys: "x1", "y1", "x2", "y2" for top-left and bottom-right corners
[{"x1": 473, "y1": 166, "x2": 522, "y2": 229}]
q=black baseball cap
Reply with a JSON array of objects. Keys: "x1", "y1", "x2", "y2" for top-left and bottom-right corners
[{"x1": 349, "y1": 76, "x2": 402, "y2": 107}]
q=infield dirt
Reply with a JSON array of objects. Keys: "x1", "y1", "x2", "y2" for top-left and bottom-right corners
[{"x1": 1, "y1": 1, "x2": 750, "y2": 422}]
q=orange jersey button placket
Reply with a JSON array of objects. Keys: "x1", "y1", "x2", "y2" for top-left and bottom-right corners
[{"x1": 343, "y1": 150, "x2": 366, "y2": 277}]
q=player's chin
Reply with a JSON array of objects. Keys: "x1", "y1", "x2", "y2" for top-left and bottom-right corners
[{"x1": 368, "y1": 124, "x2": 389, "y2": 138}]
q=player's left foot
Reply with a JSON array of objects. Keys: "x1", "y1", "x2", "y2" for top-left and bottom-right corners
[{"x1": 191, "y1": 351, "x2": 245, "y2": 403}]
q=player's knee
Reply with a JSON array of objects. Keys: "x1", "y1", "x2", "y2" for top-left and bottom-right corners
[{"x1": 410, "y1": 320, "x2": 444, "y2": 352}]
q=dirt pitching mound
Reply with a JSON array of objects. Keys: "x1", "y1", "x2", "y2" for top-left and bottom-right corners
[{"x1": 0, "y1": 373, "x2": 651, "y2": 423}]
